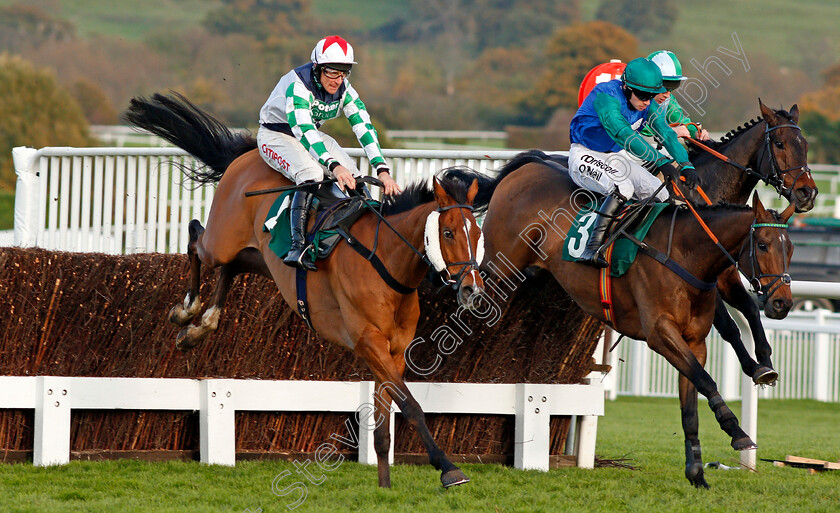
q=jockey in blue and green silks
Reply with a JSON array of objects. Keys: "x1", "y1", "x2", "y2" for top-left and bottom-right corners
[{"x1": 568, "y1": 57, "x2": 701, "y2": 268}]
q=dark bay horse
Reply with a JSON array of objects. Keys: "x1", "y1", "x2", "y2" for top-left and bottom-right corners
[
  {"x1": 677, "y1": 100, "x2": 815, "y2": 386},
  {"x1": 465, "y1": 159, "x2": 794, "y2": 488},
  {"x1": 126, "y1": 93, "x2": 485, "y2": 488}
]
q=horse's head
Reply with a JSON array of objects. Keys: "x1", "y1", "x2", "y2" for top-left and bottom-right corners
[
  {"x1": 426, "y1": 176, "x2": 485, "y2": 307},
  {"x1": 759, "y1": 100, "x2": 818, "y2": 212},
  {"x1": 740, "y1": 192, "x2": 795, "y2": 319}
]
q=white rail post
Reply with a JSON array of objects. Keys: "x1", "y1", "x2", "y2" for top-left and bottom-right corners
[
  {"x1": 33, "y1": 376, "x2": 72, "y2": 466},
  {"x1": 514, "y1": 383, "x2": 551, "y2": 471},
  {"x1": 12, "y1": 147, "x2": 40, "y2": 247},
  {"x1": 813, "y1": 310, "x2": 830, "y2": 402},
  {"x1": 727, "y1": 307, "x2": 758, "y2": 471},
  {"x1": 199, "y1": 379, "x2": 236, "y2": 466},
  {"x1": 357, "y1": 381, "x2": 377, "y2": 465}
]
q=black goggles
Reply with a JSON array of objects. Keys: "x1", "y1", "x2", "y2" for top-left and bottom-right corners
[{"x1": 629, "y1": 88, "x2": 657, "y2": 101}]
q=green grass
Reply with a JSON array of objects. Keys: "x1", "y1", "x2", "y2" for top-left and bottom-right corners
[
  {"x1": 579, "y1": 0, "x2": 840, "y2": 69},
  {"x1": 1, "y1": 398, "x2": 838, "y2": 512},
  {"x1": 0, "y1": 0, "x2": 222, "y2": 40},
  {"x1": 0, "y1": 190, "x2": 14, "y2": 230}
]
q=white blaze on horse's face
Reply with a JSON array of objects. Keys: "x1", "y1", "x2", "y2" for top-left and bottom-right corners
[{"x1": 423, "y1": 208, "x2": 485, "y2": 305}]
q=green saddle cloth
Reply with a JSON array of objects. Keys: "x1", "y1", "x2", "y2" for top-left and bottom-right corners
[
  {"x1": 263, "y1": 192, "x2": 339, "y2": 261},
  {"x1": 263, "y1": 192, "x2": 379, "y2": 262},
  {"x1": 562, "y1": 199, "x2": 669, "y2": 277}
]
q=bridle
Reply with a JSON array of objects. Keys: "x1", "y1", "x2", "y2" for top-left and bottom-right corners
[
  {"x1": 756, "y1": 122, "x2": 811, "y2": 201},
  {"x1": 740, "y1": 221, "x2": 792, "y2": 307},
  {"x1": 424, "y1": 203, "x2": 484, "y2": 290}
]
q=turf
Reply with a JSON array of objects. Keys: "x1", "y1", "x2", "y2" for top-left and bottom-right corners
[{"x1": 1, "y1": 397, "x2": 838, "y2": 512}]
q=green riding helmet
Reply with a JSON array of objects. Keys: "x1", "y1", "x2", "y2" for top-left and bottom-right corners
[
  {"x1": 647, "y1": 50, "x2": 687, "y2": 81},
  {"x1": 621, "y1": 57, "x2": 666, "y2": 93}
]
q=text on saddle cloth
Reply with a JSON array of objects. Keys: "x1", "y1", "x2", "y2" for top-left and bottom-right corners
[{"x1": 562, "y1": 199, "x2": 669, "y2": 277}]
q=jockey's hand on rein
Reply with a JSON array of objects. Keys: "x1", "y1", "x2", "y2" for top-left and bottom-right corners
[
  {"x1": 680, "y1": 165, "x2": 700, "y2": 190},
  {"x1": 656, "y1": 162, "x2": 682, "y2": 183}
]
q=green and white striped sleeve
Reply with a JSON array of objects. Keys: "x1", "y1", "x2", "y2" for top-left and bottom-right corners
[
  {"x1": 342, "y1": 84, "x2": 387, "y2": 170},
  {"x1": 285, "y1": 81, "x2": 338, "y2": 169}
]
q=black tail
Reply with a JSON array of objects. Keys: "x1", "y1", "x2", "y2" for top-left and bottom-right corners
[
  {"x1": 445, "y1": 149, "x2": 562, "y2": 213},
  {"x1": 124, "y1": 92, "x2": 257, "y2": 184}
]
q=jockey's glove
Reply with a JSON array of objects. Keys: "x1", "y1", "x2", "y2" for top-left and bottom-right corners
[
  {"x1": 655, "y1": 162, "x2": 682, "y2": 183},
  {"x1": 680, "y1": 165, "x2": 700, "y2": 190}
]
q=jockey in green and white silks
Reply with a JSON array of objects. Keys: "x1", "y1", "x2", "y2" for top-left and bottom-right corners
[
  {"x1": 568, "y1": 57, "x2": 701, "y2": 268},
  {"x1": 258, "y1": 36, "x2": 390, "y2": 185},
  {"x1": 641, "y1": 50, "x2": 711, "y2": 142},
  {"x1": 257, "y1": 35, "x2": 400, "y2": 271}
]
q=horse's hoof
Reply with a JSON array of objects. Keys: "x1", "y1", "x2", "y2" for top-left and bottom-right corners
[
  {"x1": 752, "y1": 366, "x2": 778, "y2": 386},
  {"x1": 175, "y1": 328, "x2": 199, "y2": 352},
  {"x1": 168, "y1": 304, "x2": 194, "y2": 327},
  {"x1": 732, "y1": 436, "x2": 757, "y2": 451},
  {"x1": 690, "y1": 475, "x2": 711, "y2": 489},
  {"x1": 441, "y1": 468, "x2": 470, "y2": 488}
]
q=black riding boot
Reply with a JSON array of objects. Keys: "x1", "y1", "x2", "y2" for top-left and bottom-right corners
[
  {"x1": 284, "y1": 189, "x2": 317, "y2": 272},
  {"x1": 578, "y1": 192, "x2": 626, "y2": 269}
]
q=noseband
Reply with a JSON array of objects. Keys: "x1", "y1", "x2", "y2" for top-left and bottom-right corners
[
  {"x1": 424, "y1": 204, "x2": 485, "y2": 290},
  {"x1": 739, "y1": 221, "x2": 792, "y2": 307}
]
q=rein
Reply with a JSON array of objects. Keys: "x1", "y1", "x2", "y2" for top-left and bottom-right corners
[{"x1": 343, "y1": 182, "x2": 482, "y2": 294}]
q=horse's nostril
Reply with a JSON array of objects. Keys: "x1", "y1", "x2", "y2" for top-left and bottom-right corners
[{"x1": 772, "y1": 298, "x2": 790, "y2": 312}]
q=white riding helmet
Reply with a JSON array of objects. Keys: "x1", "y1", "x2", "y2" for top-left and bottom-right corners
[{"x1": 310, "y1": 35, "x2": 356, "y2": 71}]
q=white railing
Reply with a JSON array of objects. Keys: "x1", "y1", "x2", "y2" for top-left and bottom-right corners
[
  {"x1": 0, "y1": 376, "x2": 603, "y2": 470},
  {"x1": 11, "y1": 147, "x2": 526, "y2": 253},
  {"x1": 604, "y1": 298, "x2": 840, "y2": 403}
]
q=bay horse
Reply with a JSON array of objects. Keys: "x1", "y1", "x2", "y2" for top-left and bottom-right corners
[
  {"x1": 462, "y1": 158, "x2": 794, "y2": 488},
  {"x1": 678, "y1": 100, "x2": 815, "y2": 386},
  {"x1": 126, "y1": 93, "x2": 485, "y2": 488}
]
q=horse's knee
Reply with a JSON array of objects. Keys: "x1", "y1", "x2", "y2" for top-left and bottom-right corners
[{"x1": 373, "y1": 427, "x2": 391, "y2": 458}]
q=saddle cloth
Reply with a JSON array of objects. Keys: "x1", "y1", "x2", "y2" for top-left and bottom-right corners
[
  {"x1": 263, "y1": 191, "x2": 379, "y2": 262},
  {"x1": 562, "y1": 198, "x2": 669, "y2": 277}
]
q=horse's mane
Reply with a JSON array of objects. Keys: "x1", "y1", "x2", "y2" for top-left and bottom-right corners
[
  {"x1": 686, "y1": 105, "x2": 798, "y2": 160},
  {"x1": 686, "y1": 117, "x2": 762, "y2": 158},
  {"x1": 379, "y1": 166, "x2": 486, "y2": 216}
]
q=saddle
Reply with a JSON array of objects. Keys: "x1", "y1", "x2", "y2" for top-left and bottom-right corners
[
  {"x1": 264, "y1": 183, "x2": 379, "y2": 263},
  {"x1": 562, "y1": 198, "x2": 670, "y2": 277}
]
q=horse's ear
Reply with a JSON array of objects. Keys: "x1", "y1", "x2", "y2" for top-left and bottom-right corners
[
  {"x1": 466, "y1": 178, "x2": 479, "y2": 205},
  {"x1": 781, "y1": 201, "x2": 796, "y2": 223},
  {"x1": 790, "y1": 104, "x2": 800, "y2": 124},
  {"x1": 433, "y1": 177, "x2": 452, "y2": 207},
  {"x1": 752, "y1": 191, "x2": 767, "y2": 217},
  {"x1": 759, "y1": 98, "x2": 778, "y2": 124}
]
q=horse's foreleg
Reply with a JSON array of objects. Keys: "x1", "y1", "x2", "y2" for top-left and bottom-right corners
[
  {"x1": 717, "y1": 269, "x2": 777, "y2": 385},
  {"x1": 356, "y1": 328, "x2": 468, "y2": 488},
  {"x1": 169, "y1": 219, "x2": 205, "y2": 327},
  {"x1": 679, "y1": 375, "x2": 709, "y2": 489},
  {"x1": 713, "y1": 293, "x2": 776, "y2": 385},
  {"x1": 371, "y1": 379, "x2": 393, "y2": 488},
  {"x1": 648, "y1": 317, "x2": 756, "y2": 456}
]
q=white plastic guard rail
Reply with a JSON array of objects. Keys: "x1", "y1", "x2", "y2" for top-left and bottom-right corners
[
  {"x1": 0, "y1": 376, "x2": 603, "y2": 470},
  {"x1": 11, "y1": 146, "x2": 544, "y2": 253}
]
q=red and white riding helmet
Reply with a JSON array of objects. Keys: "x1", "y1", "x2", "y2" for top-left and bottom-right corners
[{"x1": 310, "y1": 35, "x2": 356, "y2": 70}]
